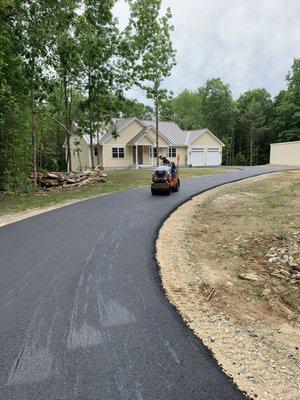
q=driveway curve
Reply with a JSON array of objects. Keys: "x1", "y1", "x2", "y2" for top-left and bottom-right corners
[{"x1": 0, "y1": 166, "x2": 281, "y2": 400}]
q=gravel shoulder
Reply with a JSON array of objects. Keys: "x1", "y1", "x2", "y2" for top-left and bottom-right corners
[{"x1": 156, "y1": 171, "x2": 300, "y2": 400}]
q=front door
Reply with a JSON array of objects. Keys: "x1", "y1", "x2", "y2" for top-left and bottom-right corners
[{"x1": 138, "y1": 146, "x2": 143, "y2": 165}]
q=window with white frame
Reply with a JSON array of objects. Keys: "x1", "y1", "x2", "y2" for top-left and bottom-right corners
[
  {"x1": 94, "y1": 147, "x2": 98, "y2": 157},
  {"x1": 112, "y1": 147, "x2": 125, "y2": 159},
  {"x1": 150, "y1": 147, "x2": 157, "y2": 158},
  {"x1": 168, "y1": 147, "x2": 177, "y2": 158}
]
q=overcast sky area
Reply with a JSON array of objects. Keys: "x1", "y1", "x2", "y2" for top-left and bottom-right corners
[{"x1": 113, "y1": 0, "x2": 300, "y2": 104}]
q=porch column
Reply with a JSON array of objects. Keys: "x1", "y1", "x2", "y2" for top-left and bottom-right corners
[
  {"x1": 135, "y1": 145, "x2": 138, "y2": 169},
  {"x1": 151, "y1": 145, "x2": 154, "y2": 166}
]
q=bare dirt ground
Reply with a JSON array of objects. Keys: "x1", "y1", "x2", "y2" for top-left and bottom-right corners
[{"x1": 157, "y1": 171, "x2": 300, "y2": 400}]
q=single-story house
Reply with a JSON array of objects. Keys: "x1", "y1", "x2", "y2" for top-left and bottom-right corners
[
  {"x1": 67, "y1": 117, "x2": 225, "y2": 170},
  {"x1": 270, "y1": 141, "x2": 300, "y2": 166}
]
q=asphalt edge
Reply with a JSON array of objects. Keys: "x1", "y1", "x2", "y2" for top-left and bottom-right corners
[{"x1": 151, "y1": 170, "x2": 283, "y2": 400}]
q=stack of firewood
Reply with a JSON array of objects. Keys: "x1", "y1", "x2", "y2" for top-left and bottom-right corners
[{"x1": 31, "y1": 166, "x2": 107, "y2": 191}]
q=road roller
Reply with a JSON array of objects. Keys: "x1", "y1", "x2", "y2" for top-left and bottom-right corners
[{"x1": 151, "y1": 156, "x2": 180, "y2": 196}]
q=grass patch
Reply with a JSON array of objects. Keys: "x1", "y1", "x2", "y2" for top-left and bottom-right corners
[{"x1": 0, "y1": 167, "x2": 233, "y2": 216}]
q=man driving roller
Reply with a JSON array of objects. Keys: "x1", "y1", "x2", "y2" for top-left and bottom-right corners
[{"x1": 159, "y1": 154, "x2": 171, "y2": 165}]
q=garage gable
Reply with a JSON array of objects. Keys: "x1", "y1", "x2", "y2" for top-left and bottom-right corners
[{"x1": 190, "y1": 130, "x2": 223, "y2": 147}]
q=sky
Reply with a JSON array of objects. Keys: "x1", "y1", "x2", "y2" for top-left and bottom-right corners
[{"x1": 113, "y1": 0, "x2": 300, "y2": 103}]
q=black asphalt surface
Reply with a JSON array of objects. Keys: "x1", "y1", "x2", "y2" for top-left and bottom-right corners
[{"x1": 0, "y1": 166, "x2": 281, "y2": 400}]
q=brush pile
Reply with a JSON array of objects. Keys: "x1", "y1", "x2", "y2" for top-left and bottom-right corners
[{"x1": 31, "y1": 166, "x2": 107, "y2": 191}]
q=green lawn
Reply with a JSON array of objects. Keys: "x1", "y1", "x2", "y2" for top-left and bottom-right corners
[{"x1": 0, "y1": 167, "x2": 234, "y2": 216}]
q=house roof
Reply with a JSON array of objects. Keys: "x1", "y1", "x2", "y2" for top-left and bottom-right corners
[
  {"x1": 81, "y1": 118, "x2": 224, "y2": 147},
  {"x1": 127, "y1": 129, "x2": 156, "y2": 146},
  {"x1": 141, "y1": 120, "x2": 185, "y2": 146},
  {"x1": 184, "y1": 129, "x2": 207, "y2": 145}
]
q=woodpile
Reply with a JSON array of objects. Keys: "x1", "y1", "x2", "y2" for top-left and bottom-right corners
[{"x1": 31, "y1": 166, "x2": 107, "y2": 191}]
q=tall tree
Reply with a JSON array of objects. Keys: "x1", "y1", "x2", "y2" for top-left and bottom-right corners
[
  {"x1": 52, "y1": 0, "x2": 80, "y2": 172},
  {"x1": 241, "y1": 99, "x2": 269, "y2": 166},
  {"x1": 198, "y1": 78, "x2": 235, "y2": 139},
  {"x1": 19, "y1": 0, "x2": 58, "y2": 187},
  {"x1": 125, "y1": 0, "x2": 176, "y2": 165},
  {"x1": 0, "y1": 0, "x2": 30, "y2": 191},
  {"x1": 273, "y1": 59, "x2": 300, "y2": 143},
  {"x1": 76, "y1": 0, "x2": 118, "y2": 170},
  {"x1": 160, "y1": 90, "x2": 204, "y2": 130},
  {"x1": 236, "y1": 88, "x2": 273, "y2": 164}
]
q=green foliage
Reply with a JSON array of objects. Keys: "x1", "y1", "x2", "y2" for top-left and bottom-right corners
[
  {"x1": 125, "y1": 0, "x2": 176, "y2": 164},
  {"x1": 199, "y1": 78, "x2": 235, "y2": 138},
  {"x1": 240, "y1": 99, "x2": 270, "y2": 165},
  {"x1": 0, "y1": 0, "x2": 299, "y2": 193},
  {"x1": 161, "y1": 90, "x2": 204, "y2": 129},
  {"x1": 116, "y1": 97, "x2": 153, "y2": 119},
  {"x1": 273, "y1": 59, "x2": 300, "y2": 142},
  {"x1": 125, "y1": 0, "x2": 176, "y2": 97},
  {"x1": 234, "y1": 151, "x2": 247, "y2": 166}
]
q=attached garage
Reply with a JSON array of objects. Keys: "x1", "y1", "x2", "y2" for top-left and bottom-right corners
[
  {"x1": 270, "y1": 141, "x2": 300, "y2": 166},
  {"x1": 187, "y1": 130, "x2": 224, "y2": 167},
  {"x1": 206, "y1": 148, "x2": 220, "y2": 166},
  {"x1": 190, "y1": 148, "x2": 205, "y2": 166}
]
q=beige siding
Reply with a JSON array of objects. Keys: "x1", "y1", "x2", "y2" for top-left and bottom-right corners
[
  {"x1": 106, "y1": 120, "x2": 143, "y2": 145},
  {"x1": 188, "y1": 131, "x2": 222, "y2": 166},
  {"x1": 103, "y1": 145, "x2": 134, "y2": 168},
  {"x1": 137, "y1": 136, "x2": 154, "y2": 146},
  {"x1": 190, "y1": 131, "x2": 221, "y2": 147},
  {"x1": 69, "y1": 136, "x2": 91, "y2": 172},
  {"x1": 270, "y1": 141, "x2": 300, "y2": 166},
  {"x1": 168, "y1": 147, "x2": 188, "y2": 166},
  {"x1": 147, "y1": 128, "x2": 170, "y2": 147}
]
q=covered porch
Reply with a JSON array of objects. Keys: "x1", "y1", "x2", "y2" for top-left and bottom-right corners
[{"x1": 127, "y1": 129, "x2": 168, "y2": 169}]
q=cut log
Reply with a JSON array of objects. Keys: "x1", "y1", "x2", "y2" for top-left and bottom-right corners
[{"x1": 30, "y1": 166, "x2": 107, "y2": 191}]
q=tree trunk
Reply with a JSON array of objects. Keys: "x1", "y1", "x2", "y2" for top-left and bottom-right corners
[
  {"x1": 63, "y1": 72, "x2": 72, "y2": 172},
  {"x1": 96, "y1": 132, "x2": 100, "y2": 166},
  {"x1": 88, "y1": 68, "x2": 95, "y2": 170},
  {"x1": 155, "y1": 80, "x2": 159, "y2": 167},
  {"x1": 250, "y1": 130, "x2": 253, "y2": 166},
  {"x1": 31, "y1": 59, "x2": 37, "y2": 189}
]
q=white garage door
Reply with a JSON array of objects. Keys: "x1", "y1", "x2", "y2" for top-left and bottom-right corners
[
  {"x1": 206, "y1": 148, "x2": 220, "y2": 166},
  {"x1": 190, "y1": 148, "x2": 204, "y2": 166}
]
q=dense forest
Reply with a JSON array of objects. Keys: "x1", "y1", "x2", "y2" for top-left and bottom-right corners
[
  {"x1": 0, "y1": 0, "x2": 174, "y2": 191},
  {"x1": 0, "y1": 0, "x2": 299, "y2": 193},
  {"x1": 161, "y1": 59, "x2": 300, "y2": 166}
]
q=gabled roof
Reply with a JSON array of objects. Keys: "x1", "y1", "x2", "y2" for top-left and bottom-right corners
[
  {"x1": 184, "y1": 129, "x2": 207, "y2": 145},
  {"x1": 81, "y1": 118, "x2": 224, "y2": 147},
  {"x1": 141, "y1": 120, "x2": 185, "y2": 146},
  {"x1": 184, "y1": 129, "x2": 225, "y2": 147},
  {"x1": 127, "y1": 129, "x2": 156, "y2": 146}
]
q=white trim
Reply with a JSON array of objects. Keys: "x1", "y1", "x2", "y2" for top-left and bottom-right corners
[
  {"x1": 190, "y1": 147, "x2": 205, "y2": 167},
  {"x1": 135, "y1": 145, "x2": 138, "y2": 169},
  {"x1": 129, "y1": 132, "x2": 156, "y2": 146},
  {"x1": 111, "y1": 146, "x2": 125, "y2": 159},
  {"x1": 270, "y1": 141, "x2": 300, "y2": 146},
  {"x1": 101, "y1": 118, "x2": 145, "y2": 145},
  {"x1": 189, "y1": 129, "x2": 225, "y2": 147},
  {"x1": 168, "y1": 147, "x2": 177, "y2": 158},
  {"x1": 144, "y1": 126, "x2": 172, "y2": 146}
]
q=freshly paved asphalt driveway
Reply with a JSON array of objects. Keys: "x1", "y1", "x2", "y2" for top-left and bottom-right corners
[{"x1": 0, "y1": 167, "x2": 281, "y2": 400}]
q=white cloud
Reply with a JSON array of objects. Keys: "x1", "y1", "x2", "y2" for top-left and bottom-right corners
[{"x1": 114, "y1": 0, "x2": 300, "y2": 102}]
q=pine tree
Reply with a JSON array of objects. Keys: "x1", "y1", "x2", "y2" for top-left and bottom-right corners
[{"x1": 241, "y1": 99, "x2": 269, "y2": 166}]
